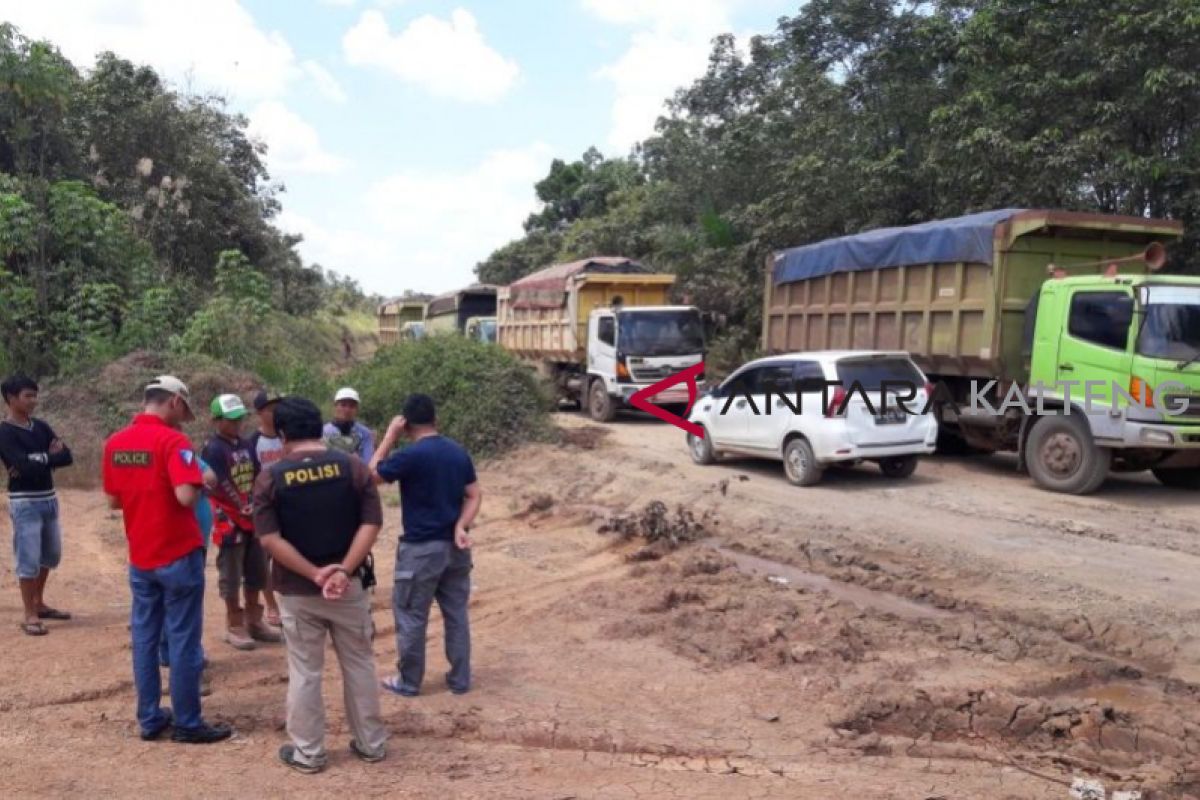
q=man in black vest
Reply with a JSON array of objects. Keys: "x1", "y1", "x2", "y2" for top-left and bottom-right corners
[{"x1": 252, "y1": 397, "x2": 387, "y2": 774}]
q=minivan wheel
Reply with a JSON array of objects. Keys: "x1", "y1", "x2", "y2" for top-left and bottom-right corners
[
  {"x1": 783, "y1": 438, "x2": 823, "y2": 486},
  {"x1": 878, "y1": 455, "x2": 918, "y2": 479},
  {"x1": 1152, "y1": 467, "x2": 1200, "y2": 489},
  {"x1": 1026, "y1": 414, "x2": 1110, "y2": 494},
  {"x1": 588, "y1": 379, "x2": 616, "y2": 423},
  {"x1": 687, "y1": 429, "x2": 716, "y2": 465}
]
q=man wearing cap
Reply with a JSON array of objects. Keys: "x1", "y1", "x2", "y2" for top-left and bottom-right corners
[
  {"x1": 203, "y1": 393, "x2": 281, "y2": 650},
  {"x1": 253, "y1": 397, "x2": 387, "y2": 774},
  {"x1": 323, "y1": 388, "x2": 375, "y2": 463},
  {"x1": 102, "y1": 376, "x2": 232, "y2": 744}
]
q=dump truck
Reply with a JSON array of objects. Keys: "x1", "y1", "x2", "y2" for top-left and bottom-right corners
[
  {"x1": 497, "y1": 257, "x2": 706, "y2": 422},
  {"x1": 465, "y1": 316, "x2": 497, "y2": 343},
  {"x1": 378, "y1": 299, "x2": 426, "y2": 345},
  {"x1": 424, "y1": 285, "x2": 498, "y2": 335},
  {"x1": 764, "y1": 209, "x2": 1200, "y2": 493}
]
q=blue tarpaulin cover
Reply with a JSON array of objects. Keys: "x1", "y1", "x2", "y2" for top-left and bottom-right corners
[{"x1": 772, "y1": 209, "x2": 1028, "y2": 286}]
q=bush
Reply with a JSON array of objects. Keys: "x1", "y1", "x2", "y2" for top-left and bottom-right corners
[{"x1": 347, "y1": 336, "x2": 550, "y2": 459}]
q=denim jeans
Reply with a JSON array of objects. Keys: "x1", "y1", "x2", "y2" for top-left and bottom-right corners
[
  {"x1": 10, "y1": 497, "x2": 62, "y2": 579},
  {"x1": 130, "y1": 548, "x2": 206, "y2": 735},
  {"x1": 159, "y1": 548, "x2": 207, "y2": 668}
]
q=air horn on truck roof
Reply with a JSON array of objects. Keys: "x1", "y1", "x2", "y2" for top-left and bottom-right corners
[{"x1": 1047, "y1": 241, "x2": 1167, "y2": 278}]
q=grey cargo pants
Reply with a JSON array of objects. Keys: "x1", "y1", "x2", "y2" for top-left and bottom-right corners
[{"x1": 392, "y1": 539, "x2": 472, "y2": 695}]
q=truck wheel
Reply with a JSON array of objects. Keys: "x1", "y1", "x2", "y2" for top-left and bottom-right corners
[
  {"x1": 1151, "y1": 467, "x2": 1200, "y2": 489},
  {"x1": 878, "y1": 455, "x2": 918, "y2": 479},
  {"x1": 783, "y1": 438, "x2": 823, "y2": 487},
  {"x1": 687, "y1": 429, "x2": 716, "y2": 465},
  {"x1": 1026, "y1": 414, "x2": 1111, "y2": 494},
  {"x1": 588, "y1": 379, "x2": 616, "y2": 423}
]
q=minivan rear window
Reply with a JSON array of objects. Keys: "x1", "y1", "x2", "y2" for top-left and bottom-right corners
[{"x1": 836, "y1": 357, "x2": 922, "y2": 390}]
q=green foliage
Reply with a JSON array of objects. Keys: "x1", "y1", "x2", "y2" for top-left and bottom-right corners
[
  {"x1": 347, "y1": 336, "x2": 551, "y2": 460},
  {"x1": 478, "y1": 0, "x2": 1200, "y2": 348}
]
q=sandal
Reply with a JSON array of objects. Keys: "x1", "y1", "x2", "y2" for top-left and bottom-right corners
[
  {"x1": 38, "y1": 607, "x2": 71, "y2": 621},
  {"x1": 20, "y1": 621, "x2": 48, "y2": 636}
]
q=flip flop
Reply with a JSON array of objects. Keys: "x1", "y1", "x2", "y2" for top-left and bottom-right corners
[
  {"x1": 20, "y1": 621, "x2": 48, "y2": 636},
  {"x1": 37, "y1": 607, "x2": 71, "y2": 621}
]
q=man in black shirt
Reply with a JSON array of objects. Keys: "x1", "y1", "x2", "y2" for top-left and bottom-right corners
[
  {"x1": 254, "y1": 397, "x2": 387, "y2": 774},
  {"x1": 0, "y1": 375, "x2": 73, "y2": 635}
]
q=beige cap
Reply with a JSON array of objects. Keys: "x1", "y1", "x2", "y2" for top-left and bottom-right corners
[
  {"x1": 145, "y1": 375, "x2": 195, "y2": 421},
  {"x1": 334, "y1": 387, "x2": 361, "y2": 404}
]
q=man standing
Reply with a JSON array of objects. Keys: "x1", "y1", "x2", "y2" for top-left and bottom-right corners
[
  {"x1": 103, "y1": 375, "x2": 231, "y2": 744},
  {"x1": 368, "y1": 394, "x2": 481, "y2": 697},
  {"x1": 323, "y1": 387, "x2": 375, "y2": 462},
  {"x1": 249, "y1": 390, "x2": 285, "y2": 628},
  {"x1": 203, "y1": 394, "x2": 281, "y2": 650},
  {"x1": 254, "y1": 397, "x2": 387, "y2": 774},
  {"x1": 0, "y1": 375, "x2": 73, "y2": 636}
]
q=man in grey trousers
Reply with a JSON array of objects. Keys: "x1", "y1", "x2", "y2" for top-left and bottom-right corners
[
  {"x1": 369, "y1": 393, "x2": 481, "y2": 697},
  {"x1": 253, "y1": 397, "x2": 387, "y2": 773}
]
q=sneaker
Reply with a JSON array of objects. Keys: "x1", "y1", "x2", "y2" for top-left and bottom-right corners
[
  {"x1": 349, "y1": 739, "x2": 386, "y2": 763},
  {"x1": 279, "y1": 744, "x2": 326, "y2": 774},
  {"x1": 249, "y1": 623, "x2": 282, "y2": 643},
  {"x1": 224, "y1": 628, "x2": 256, "y2": 650},
  {"x1": 140, "y1": 709, "x2": 173, "y2": 741},
  {"x1": 171, "y1": 721, "x2": 233, "y2": 744}
]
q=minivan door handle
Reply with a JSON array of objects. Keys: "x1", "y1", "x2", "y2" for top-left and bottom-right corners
[{"x1": 1059, "y1": 362, "x2": 1075, "y2": 372}]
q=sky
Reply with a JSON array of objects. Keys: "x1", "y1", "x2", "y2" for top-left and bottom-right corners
[{"x1": 0, "y1": 0, "x2": 796, "y2": 297}]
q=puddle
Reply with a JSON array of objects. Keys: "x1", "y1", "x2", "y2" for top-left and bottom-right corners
[{"x1": 711, "y1": 544, "x2": 956, "y2": 622}]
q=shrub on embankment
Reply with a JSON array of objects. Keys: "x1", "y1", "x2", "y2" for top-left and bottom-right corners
[{"x1": 347, "y1": 336, "x2": 552, "y2": 460}]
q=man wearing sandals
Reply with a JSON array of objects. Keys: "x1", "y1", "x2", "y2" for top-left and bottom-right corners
[
  {"x1": 103, "y1": 376, "x2": 232, "y2": 744},
  {"x1": 0, "y1": 374, "x2": 73, "y2": 636},
  {"x1": 253, "y1": 397, "x2": 387, "y2": 774}
]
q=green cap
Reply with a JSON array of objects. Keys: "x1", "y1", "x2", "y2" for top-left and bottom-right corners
[{"x1": 211, "y1": 394, "x2": 248, "y2": 420}]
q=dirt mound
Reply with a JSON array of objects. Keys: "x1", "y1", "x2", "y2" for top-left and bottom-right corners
[
  {"x1": 598, "y1": 501, "x2": 716, "y2": 560},
  {"x1": 556, "y1": 424, "x2": 611, "y2": 450},
  {"x1": 40, "y1": 350, "x2": 262, "y2": 488}
]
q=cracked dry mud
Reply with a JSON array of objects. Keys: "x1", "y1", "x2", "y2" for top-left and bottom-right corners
[{"x1": 1, "y1": 414, "x2": 1199, "y2": 798}]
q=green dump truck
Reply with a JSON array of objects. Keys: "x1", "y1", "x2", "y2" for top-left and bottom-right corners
[{"x1": 764, "y1": 209, "x2": 1200, "y2": 493}]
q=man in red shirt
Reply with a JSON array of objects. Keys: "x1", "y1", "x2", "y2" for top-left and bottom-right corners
[{"x1": 103, "y1": 375, "x2": 232, "y2": 745}]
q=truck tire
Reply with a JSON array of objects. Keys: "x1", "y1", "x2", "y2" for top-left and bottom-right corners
[
  {"x1": 588, "y1": 379, "x2": 616, "y2": 423},
  {"x1": 1151, "y1": 467, "x2": 1200, "y2": 489},
  {"x1": 878, "y1": 455, "x2": 918, "y2": 479},
  {"x1": 783, "y1": 437, "x2": 823, "y2": 487},
  {"x1": 687, "y1": 429, "x2": 716, "y2": 465},
  {"x1": 1026, "y1": 414, "x2": 1111, "y2": 494}
]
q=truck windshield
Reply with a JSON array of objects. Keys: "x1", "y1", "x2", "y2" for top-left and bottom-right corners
[
  {"x1": 618, "y1": 309, "x2": 705, "y2": 356},
  {"x1": 836, "y1": 357, "x2": 923, "y2": 390},
  {"x1": 1137, "y1": 286, "x2": 1200, "y2": 361},
  {"x1": 477, "y1": 320, "x2": 497, "y2": 343}
]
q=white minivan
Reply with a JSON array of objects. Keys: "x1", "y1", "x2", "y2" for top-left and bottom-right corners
[{"x1": 686, "y1": 351, "x2": 938, "y2": 486}]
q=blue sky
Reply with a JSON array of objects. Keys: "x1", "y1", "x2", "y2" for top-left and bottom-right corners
[{"x1": 0, "y1": 0, "x2": 796, "y2": 296}]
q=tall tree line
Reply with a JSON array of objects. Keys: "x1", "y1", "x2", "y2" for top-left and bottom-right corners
[
  {"x1": 477, "y1": 0, "x2": 1200, "y2": 359},
  {"x1": 0, "y1": 24, "x2": 364, "y2": 375}
]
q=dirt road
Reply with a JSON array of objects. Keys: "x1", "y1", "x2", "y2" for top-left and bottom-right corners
[{"x1": 1, "y1": 414, "x2": 1198, "y2": 798}]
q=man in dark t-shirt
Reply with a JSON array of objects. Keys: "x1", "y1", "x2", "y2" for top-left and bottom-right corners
[
  {"x1": 369, "y1": 393, "x2": 481, "y2": 697},
  {"x1": 253, "y1": 397, "x2": 387, "y2": 773},
  {"x1": 0, "y1": 374, "x2": 73, "y2": 635}
]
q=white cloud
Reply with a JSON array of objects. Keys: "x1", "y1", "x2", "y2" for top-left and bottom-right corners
[
  {"x1": 584, "y1": 0, "x2": 745, "y2": 150},
  {"x1": 0, "y1": 0, "x2": 351, "y2": 104},
  {"x1": 278, "y1": 143, "x2": 555, "y2": 294},
  {"x1": 342, "y1": 8, "x2": 519, "y2": 104},
  {"x1": 301, "y1": 60, "x2": 348, "y2": 103},
  {"x1": 248, "y1": 101, "x2": 348, "y2": 175}
]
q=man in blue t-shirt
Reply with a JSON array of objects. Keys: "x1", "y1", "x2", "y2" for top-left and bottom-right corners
[{"x1": 368, "y1": 394, "x2": 481, "y2": 697}]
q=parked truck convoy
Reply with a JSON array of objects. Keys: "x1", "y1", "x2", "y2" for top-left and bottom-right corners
[
  {"x1": 497, "y1": 257, "x2": 706, "y2": 421},
  {"x1": 764, "y1": 209, "x2": 1200, "y2": 493}
]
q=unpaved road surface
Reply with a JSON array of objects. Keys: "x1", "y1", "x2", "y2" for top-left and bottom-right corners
[{"x1": 1, "y1": 414, "x2": 1198, "y2": 798}]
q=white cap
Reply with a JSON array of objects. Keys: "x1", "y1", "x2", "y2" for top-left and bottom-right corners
[
  {"x1": 145, "y1": 375, "x2": 195, "y2": 421},
  {"x1": 334, "y1": 387, "x2": 361, "y2": 404}
]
